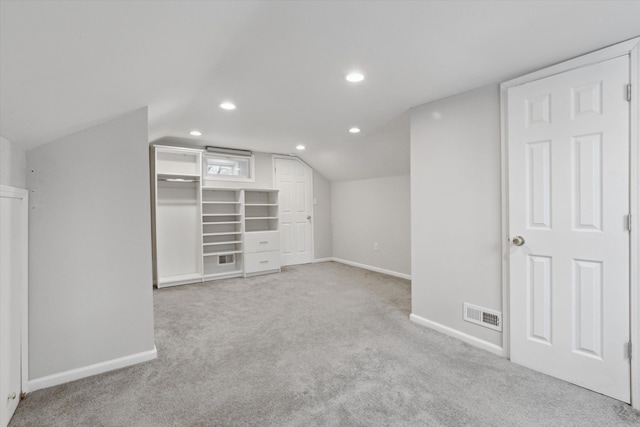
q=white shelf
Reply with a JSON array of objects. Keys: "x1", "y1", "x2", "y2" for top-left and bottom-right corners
[
  {"x1": 157, "y1": 172, "x2": 200, "y2": 177},
  {"x1": 203, "y1": 232, "x2": 241, "y2": 236},
  {"x1": 203, "y1": 241, "x2": 242, "y2": 246},
  {"x1": 245, "y1": 203, "x2": 278, "y2": 207},
  {"x1": 202, "y1": 213, "x2": 241, "y2": 217},
  {"x1": 245, "y1": 217, "x2": 278, "y2": 220},
  {"x1": 203, "y1": 250, "x2": 243, "y2": 257},
  {"x1": 203, "y1": 221, "x2": 242, "y2": 225},
  {"x1": 203, "y1": 201, "x2": 241, "y2": 204}
]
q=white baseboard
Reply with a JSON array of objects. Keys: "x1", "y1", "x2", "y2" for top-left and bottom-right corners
[
  {"x1": 313, "y1": 257, "x2": 333, "y2": 263},
  {"x1": 410, "y1": 314, "x2": 503, "y2": 356},
  {"x1": 26, "y1": 345, "x2": 157, "y2": 393},
  {"x1": 330, "y1": 257, "x2": 411, "y2": 280}
]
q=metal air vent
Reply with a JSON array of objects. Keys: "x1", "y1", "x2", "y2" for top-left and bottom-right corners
[{"x1": 463, "y1": 303, "x2": 502, "y2": 331}]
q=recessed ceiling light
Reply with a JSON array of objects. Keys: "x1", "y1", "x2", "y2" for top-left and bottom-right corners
[
  {"x1": 296, "y1": 144, "x2": 306, "y2": 151},
  {"x1": 349, "y1": 127, "x2": 361, "y2": 134},
  {"x1": 346, "y1": 72, "x2": 365, "y2": 83},
  {"x1": 189, "y1": 130, "x2": 202, "y2": 136},
  {"x1": 220, "y1": 102, "x2": 236, "y2": 110}
]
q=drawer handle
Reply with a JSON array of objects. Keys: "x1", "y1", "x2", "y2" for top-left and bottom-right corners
[
  {"x1": 259, "y1": 241, "x2": 268, "y2": 244},
  {"x1": 259, "y1": 260, "x2": 269, "y2": 264}
]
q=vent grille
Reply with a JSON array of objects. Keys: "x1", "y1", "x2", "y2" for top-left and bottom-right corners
[
  {"x1": 463, "y1": 303, "x2": 502, "y2": 331},
  {"x1": 218, "y1": 254, "x2": 235, "y2": 265}
]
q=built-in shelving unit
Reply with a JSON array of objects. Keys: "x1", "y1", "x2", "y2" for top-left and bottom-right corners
[
  {"x1": 243, "y1": 190, "x2": 281, "y2": 276},
  {"x1": 152, "y1": 148, "x2": 282, "y2": 287},
  {"x1": 244, "y1": 190, "x2": 279, "y2": 233},
  {"x1": 152, "y1": 146, "x2": 203, "y2": 288},
  {"x1": 201, "y1": 188, "x2": 244, "y2": 280}
]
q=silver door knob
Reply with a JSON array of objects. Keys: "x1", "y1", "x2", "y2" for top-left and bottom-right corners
[
  {"x1": 8, "y1": 392, "x2": 16, "y2": 400},
  {"x1": 306, "y1": 215, "x2": 311, "y2": 220},
  {"x1": 512, "y1": 236, "x2": 525, "y2": 246}
]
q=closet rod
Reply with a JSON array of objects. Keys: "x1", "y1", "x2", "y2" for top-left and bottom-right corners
[{"x1": 158, "y1": 178, "x2": 199, "y2": 183}]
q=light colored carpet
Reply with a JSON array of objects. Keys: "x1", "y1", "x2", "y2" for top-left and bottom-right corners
[{"x1": 9, "y1": 262, "x2": 640, "y2": 426}]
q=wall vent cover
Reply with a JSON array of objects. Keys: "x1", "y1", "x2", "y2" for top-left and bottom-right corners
[
  {"x1": 218, "y1": 254, "x2": 235, "y2": 265},
  {"x1": 463, "y1": 303, "x2": 502, "y2": 331}
]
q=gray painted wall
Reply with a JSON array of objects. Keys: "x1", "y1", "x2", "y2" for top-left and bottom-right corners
[
  {"x1": 331, "y1": 175, "x2": 411, "y2": 276},
  {"x1": 410, "y1": 84, "x2": 502, "y2": 346},
  {"x1": 27, "y1": 108, "x2": 155, "y2": 379},
  {"x1": 312, "y1": 170, "x2": 332, "y2": 260},
  {"x1": 0, "y1": 136, "x2": 26, "y2": 188}
]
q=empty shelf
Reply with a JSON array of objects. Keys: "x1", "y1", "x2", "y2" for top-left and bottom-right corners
[{"x1": 203, "y1": 250, "x2": 243, "y2": 256}]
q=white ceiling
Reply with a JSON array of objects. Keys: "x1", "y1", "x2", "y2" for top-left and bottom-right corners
[{"x1": 1, "y1": 1, "x2": 639, "y2": 181}]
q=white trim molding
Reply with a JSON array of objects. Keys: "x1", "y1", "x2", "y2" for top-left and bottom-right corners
[
  {"x1": 26, "y1": 346, "x2": 157, "y2": 393},
  {"x1": 0, "y1": 184, "x2": 28, "y2": 199},
  {"x1": 331, "y1": 257, "x2": 411, "y2": 280},
  {"x1": 0, "y1": 184, "x2": 30, "y2": 396},
  {"x1": 409, "y1": 314, "x2": 503, "y2": 356},
  {"x1": 629, "y1": 38, "x2": 640, "y2": 411},
  {"x1": 313, "y1": 257, "x2": 333, "y2": 263},
  {"x1": 500, "y1": 37, "x2": 640, "y2": 409}
]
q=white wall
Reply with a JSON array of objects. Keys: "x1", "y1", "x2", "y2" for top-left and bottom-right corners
[
  {"x1": 331, "y1": 175, "x2": 411, "y2": 277},
  {"x1": 27, "y1": 108, "x2": 155, "y2": 380},
  {"x1": 410, "y1": 84, "x2": 502, "y2": 347},
  {"x1": 313, "y1": 170, "x2": 332, "y2": 259},
  {"x1": 0, "y1": 136, "x2": 26, "y2": 188}
]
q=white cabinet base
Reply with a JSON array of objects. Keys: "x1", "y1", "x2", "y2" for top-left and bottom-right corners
[{"x1": 156, "y1": 273, "x2": 202, "y2": 288}]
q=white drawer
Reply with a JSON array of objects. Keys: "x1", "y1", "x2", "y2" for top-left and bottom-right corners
[
  {"x1": 244, "y1": 251, "x2": 281, "y2": 274},
  {"x1": 244, "y1": 231, "x2": 280, "y2": 253}
]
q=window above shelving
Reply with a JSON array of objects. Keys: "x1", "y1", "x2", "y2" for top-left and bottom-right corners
[{"x1": 204, "y1": 153, "x2": 255, "y2": 182}]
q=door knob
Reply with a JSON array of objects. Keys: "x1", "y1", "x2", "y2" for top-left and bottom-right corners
[
  {"x1": 512, "y1": 236, "x2": 525, "y2": 246},
  {"x1": 306, "y1": 215, "x2": 311, "y2": 220},
  {"x1": 8, "y1": 392, "x2": 16, "y2": 400}
]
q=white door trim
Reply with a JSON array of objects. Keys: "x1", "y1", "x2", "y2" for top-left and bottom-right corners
[
  {"x1": 500, "y1": 37, "x2": 640, "y2": 408},
  {"x1": 272, "y1": 155, "x2": 315, "y2": 263},
  {"x1": 0, "y1": 185, "x2": 29, "y2": 397}
]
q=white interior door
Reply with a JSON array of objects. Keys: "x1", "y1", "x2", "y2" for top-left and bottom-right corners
[
  {"x1": 274, "y1": 158, "x2": 313, "y2": 266},
  {"x1": 508, "y1": 55, "x2": 631, "y2": 402},
  {"x1": 0, "y1": 189, "x2": 25, "y2": 427}
]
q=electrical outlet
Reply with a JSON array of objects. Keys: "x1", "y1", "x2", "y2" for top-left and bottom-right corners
[{"x1": 374, "y1": 242, "x2": 379, "y2": 250}]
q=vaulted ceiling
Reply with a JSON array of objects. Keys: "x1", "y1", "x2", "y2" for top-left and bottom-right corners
[{"x1": 1, "y1": 1, "x2": 639, "y2": 181}]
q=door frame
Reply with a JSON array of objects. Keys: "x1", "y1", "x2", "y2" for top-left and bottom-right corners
[
  {"x1": 272, "y1": 155, "x2": 315, "y2": 263},
  {"x1": 0, "y1": 185, "x2": 29, "y2": 396},
  {"x1": 500, "y1": 37, "x2": 640, "y2": 408}
]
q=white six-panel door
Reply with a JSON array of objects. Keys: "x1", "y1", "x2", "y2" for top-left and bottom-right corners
[
  {"x1": 508, "y1": 55, "x2": 631, "y2": 402},
  {"x1": 274, "y1": 158, "x2": 313, "y2": 266}
]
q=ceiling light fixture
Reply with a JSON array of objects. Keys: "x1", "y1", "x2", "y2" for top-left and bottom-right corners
[
  {"x1": 189, "y1": 130, "x2": 202, "y2": 136},
  {"x1": 296, "y1": 144, "x2": 306, "y2": 151},
  {"x1": 346, "y1": 72, "x2": 365, "y2": 83},
  {"x1": 349, "y1": 127, "x2": 361, "y2": 134},
  {"x1": 219, "y1": 102, "x2": 236, "y2": 110}
]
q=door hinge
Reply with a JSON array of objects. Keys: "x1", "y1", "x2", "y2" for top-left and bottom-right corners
[
  {"x1": 628, "y1": 213, "x2": 632, "y2": 232},
  {"x1": 628, "y1": 84, "x2": 632, "y2": 102},
  {"x1": 628, "y1": 342, "x2": 633, "y2": 359}
]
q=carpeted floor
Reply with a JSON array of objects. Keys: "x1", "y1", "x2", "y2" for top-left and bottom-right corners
[{"x1": 9, "y1": 262, "x2": 640, "y2": 426}]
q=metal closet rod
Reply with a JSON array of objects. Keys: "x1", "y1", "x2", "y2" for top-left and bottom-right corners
[{"x1": 158, "y1": 178, "x2": 199, "y2": 183}]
